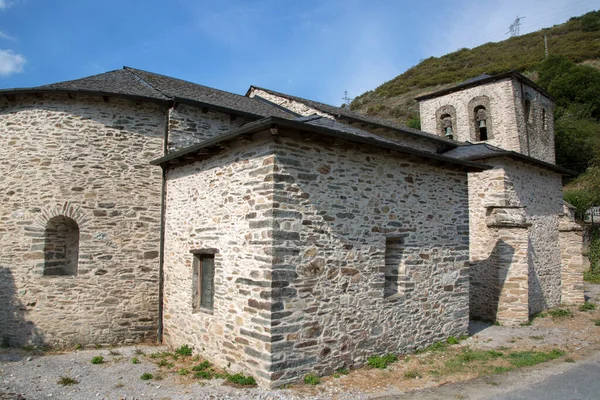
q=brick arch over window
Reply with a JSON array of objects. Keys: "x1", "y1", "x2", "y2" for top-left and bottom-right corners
[
  {"x1": 468, "y1": 96, "x2": 493, "y2": 142},
  {"x1": 44, "y1": 216, "x2": 79, "y2": 276},
  {"x1": 435, "y1": 105, "x2": 457, "y2": 139}
]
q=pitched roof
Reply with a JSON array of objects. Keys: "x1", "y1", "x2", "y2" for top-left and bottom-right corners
[
  {"x1": 151, "y1": 115, "x2": 490, "y2": 173},
  {"x1": 3, "y1": 69, "x2": 168, "y2": 102},
  {"x1": 247, "y1": 86, "x2": 459, "y2": 148},
  {"x1": 2, "y1": 67, "x2": 293, "y2": 119},
  {"x1": 414, "y1": 71, "x2": 554, "y2": 101},
  {"x1": 442, "y1": 143, "x2": 573, "y2": 175},
  {"x1": 124, "y1": 67, "x2": 293, "y2": 119}
]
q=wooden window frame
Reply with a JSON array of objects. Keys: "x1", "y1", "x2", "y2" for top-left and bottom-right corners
[{"x1": 190, "y1": 249, "x2": 218, "y2": 314}]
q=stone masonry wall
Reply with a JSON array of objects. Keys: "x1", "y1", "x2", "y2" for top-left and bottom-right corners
[
  {"x1": 162, "y1": 135, "x2": 276, "y2": 386},
  {"x1": 0, "y1": 94, "x2": 164, "y2": 347},
  {"x1": 419, "y1": 78, "x2": 520, "y2": 149},
  {"x1": 510, "y1": 78, "x2": 555, "y2": 164},
  {"x1": 167, "y1": 102, "x2": 247, "y2": 152},
  {"x1": 268, "y1": 135, "x2": 471, "y2": 385},
  {"x1": 468, "y1": 158, "x2": 564, "y2": 322},
  {"x1": 502, "y1": 159, "x2": 563, "y2": 313}
]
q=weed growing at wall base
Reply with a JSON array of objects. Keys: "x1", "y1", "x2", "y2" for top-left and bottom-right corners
[
  {"x1": 227, "y1": 373, "x2": 257, "y2": 387},
  {"x1": 303, "y1": 373, "x2": 320, "y2": 385},
  {"x1": 367, "y1": 353, "x2": 398, "y2": 369}
]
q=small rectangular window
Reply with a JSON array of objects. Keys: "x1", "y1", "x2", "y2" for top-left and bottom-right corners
[
  {"x1": 384, "y1": 237, "x2": 404, "y2": 298},
  {"x1": 192, "y1": 254, "x2": 215, "y2": 312}
]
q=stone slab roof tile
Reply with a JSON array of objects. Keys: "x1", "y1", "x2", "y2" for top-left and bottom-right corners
[
  {"x1": 125, "y1": 67, "x2": 293, "y2": 119},
  {"x1": 36, "y1": 69, "x2": 169, "y2": 100}
]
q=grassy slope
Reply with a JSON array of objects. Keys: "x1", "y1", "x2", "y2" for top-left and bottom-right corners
[{"x1": 350, "y1": 15, "x2": 600, "y2": 124}]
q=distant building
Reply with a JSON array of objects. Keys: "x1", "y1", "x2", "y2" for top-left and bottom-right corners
[{"x1": 0, "y1": 68, "x2": 584, "y2": 387}]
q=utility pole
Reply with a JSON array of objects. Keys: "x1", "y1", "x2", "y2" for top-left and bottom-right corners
[
  {"x1": 506, "y1": 15, "x2": 525, "y2": 37},
  {"x1": 544, "y1": 34, "x2": 548, "y2": 58},
  {"x1": 342, "y1": 91, "x2": 353, "y2": 107}
]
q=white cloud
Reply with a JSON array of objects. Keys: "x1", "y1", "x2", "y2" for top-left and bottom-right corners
[
  {"x1": 0, "y1": 49, "x2": 25, "y2": 76},
  {"x1": 0, "y1": 30, "x2": 15, "y2": 41}
]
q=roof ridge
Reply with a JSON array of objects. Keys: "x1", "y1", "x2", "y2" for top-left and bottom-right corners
[
  {"x1": 124, "y1": 66, "x2": 257, "y2": 102},
  {"x1": 123, "y1": 66, "x2": 172, "y2": 100}
]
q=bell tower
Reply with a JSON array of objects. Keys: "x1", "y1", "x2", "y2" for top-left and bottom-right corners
[{"x1": 416, "y1": 72, "x2": 556, "y2": 164}]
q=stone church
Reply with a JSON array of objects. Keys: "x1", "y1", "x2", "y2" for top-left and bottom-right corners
[{"x1": 0, "y1": 67, "x2": 584, "y2": 386}]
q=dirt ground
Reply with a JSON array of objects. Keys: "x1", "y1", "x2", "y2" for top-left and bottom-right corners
[{"x1": 2, "y1": 284, "x2": 600, "y2": 400}]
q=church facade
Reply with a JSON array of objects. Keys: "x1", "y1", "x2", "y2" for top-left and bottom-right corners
[{"x1": 0, "y1": 67, "x2": 584, "y2": 386}]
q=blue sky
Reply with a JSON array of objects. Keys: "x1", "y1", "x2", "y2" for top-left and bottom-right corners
[{"x1": 0, "y1": 0, "x2": 597, "y2": 105}]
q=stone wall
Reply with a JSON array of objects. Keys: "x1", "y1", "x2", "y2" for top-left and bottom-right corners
[
  {"x1": 0, "y1": 93, "x2": 164, "y2": 347},
  {"x1": 268, "y1": 134, "x2": 471, "y2": 385},
  {"x1": 162, "y1": 134, "x2": 276, "y2": 386},
  {"x1": 468, "y1": 157, "x2": 564, "y2": 323},
  {"x1": 167, "y1": 102, "x2": 248, "y2": 152},
  {"x1": 510, "y1": 79, "x2": 555, "y2": 164}
]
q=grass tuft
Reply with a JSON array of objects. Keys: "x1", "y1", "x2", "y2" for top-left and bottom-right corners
[
  {"x1": 508, "y1": 349, "x2": 564, "y2": 367},
  {"x1": 91, "y1": 356, "x2": 104, "y2": 365},
  {"x1": 367, "y1": 353, "x2": 398, "y2": 369},
  {"x1": 548, "y1": 309, "x2": 573, "y2": 318},
  {"x1": 579, "y1": 302, "x2": 596, "y2": 312},
  {"x1": 175, "y1": 344, "x2": 193, "y2": 357},
  {"x1": 404, "y1": 370, "x2": 422, "y2": 379},
  {"x1": 140, "y1": 373, "x2": 153, "y2": 381},
  {"x1": 227, "y1": 373, "x2": 257, "y2": 386},
  {"x1": 303, "y1": 373, "x2": 320, "y2": 385},
  {"x1": 131, "y1": 357, "x2": 140, "y2": 364},
  {"x1": 58, "y1": 376, "x2": 79, "y2": 386}
]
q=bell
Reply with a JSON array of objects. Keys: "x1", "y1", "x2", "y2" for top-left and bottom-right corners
[
  {"x1": 479, "y1": 119, "x2": 486, "y2": 128},
  {"x1": 445, "y1": 126, "x2": 453, "y2": 139}
]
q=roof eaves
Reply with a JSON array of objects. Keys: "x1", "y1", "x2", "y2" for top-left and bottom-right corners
[
  {"x1": 0, "y1": 87, "x2": 169, "y2": 105},
  {"x1": 460, "y1": 150, "x2": 574, "y2": 176},
  {"x1": 152, "y1": 116, "x2": 491, "y2": 172},
  {"x1": 415, "y1": 71, "x2": 554, "y2": 102},
  {"x1": 249, "y1": 85, "x2": 460, "y2": 149}
]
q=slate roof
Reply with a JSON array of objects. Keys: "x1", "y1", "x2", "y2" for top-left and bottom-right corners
[
  {"x1": 2, "y1": 67, "x2": 293, "y2": 119},
  {"x1": 151, "y1": 115, "x2": 490, "y2": 173},
  {"x1": 123, "y1": 68, "x2": 293, "y2": 119},
  {"x1": 442, "y1": 143, "x2": 574, "y2": 175},
  {"x1": 247, "y1": 86, "x2": 459, "y2": 148}
]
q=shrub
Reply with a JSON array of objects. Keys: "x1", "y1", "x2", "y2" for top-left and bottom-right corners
[
  {"x1": 91, "y1": 356, "x2": 104, "y2": 365},
  {"x1": 175, "y1": 344, "x2": 193, "y2": 357},
  {"x1": 303, "y1": 373, "x2": 320, "y2": 385},
  {"x1": 140, "y1": 373, "x2": 153, "y2": 380},
  {"x1": 579, "y1": 302, "x2": 596, "y2": 311},
  {"x1": 227, "y1": 373, "x2": 257, "y2": 386}
]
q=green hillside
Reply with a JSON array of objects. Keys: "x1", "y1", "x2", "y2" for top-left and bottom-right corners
[{"x1": 350, "y1": 11, "x2": 600, "y2": 126}]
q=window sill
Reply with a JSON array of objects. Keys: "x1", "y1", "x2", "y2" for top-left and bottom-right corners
[{"x1": 193, "y1": 308, "x2": 214, "y2": 316}]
